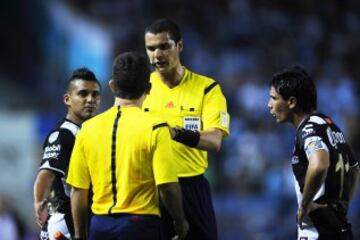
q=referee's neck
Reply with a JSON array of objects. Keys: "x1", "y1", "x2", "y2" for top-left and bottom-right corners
[
  {"x1": 113, "y1": 96, "x2": 145, "y2": 108},
  {"x1": 158, "y1": 65, "x2": 185, "y2": 88}
]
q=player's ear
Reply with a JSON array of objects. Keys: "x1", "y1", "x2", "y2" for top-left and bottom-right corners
[
  {"x1": 288, "y1": 96, "x2": 297, "y2": 109},
  {"x1": 63, "y1": 93, "x2": 71, "y2": 106}
]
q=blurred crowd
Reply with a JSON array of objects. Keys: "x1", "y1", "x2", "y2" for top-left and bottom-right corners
[{"x1": 1, "y1": 0, "x2": 360, "y2": 239}]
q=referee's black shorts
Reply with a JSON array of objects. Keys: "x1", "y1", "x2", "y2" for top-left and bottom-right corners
[{"x1": 160, "y1": 174, "x2": 218, "y2": 240}]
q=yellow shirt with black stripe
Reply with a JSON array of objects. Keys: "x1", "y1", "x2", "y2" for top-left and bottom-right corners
[
  {"x1": 143, "y1": 68, "x2": 230, "y2": 177},
  {"x1": 66, "y1": 106, "x2": 178, "y2": 216}
]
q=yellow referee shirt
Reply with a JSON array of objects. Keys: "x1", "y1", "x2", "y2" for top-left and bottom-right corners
[
  {"x1": 143, "y1": 68, "x2": 230, "y2": 177},
  {"x1": 67, "y1": 106, "x2": 178, "y2": 216}
]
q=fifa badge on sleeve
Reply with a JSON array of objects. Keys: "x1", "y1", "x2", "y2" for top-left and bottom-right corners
[{"x1": 220, "y1": 112, "x2": 230, "y2": 128}]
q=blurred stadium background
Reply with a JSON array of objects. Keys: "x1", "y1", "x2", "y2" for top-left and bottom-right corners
[{"x1": 1, "y1": 0, "x2": 360, "y2": 239}]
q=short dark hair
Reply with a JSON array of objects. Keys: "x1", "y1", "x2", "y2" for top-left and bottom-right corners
[
  {"x1": 145, "y1": 18, "x2": 182, "y2": 43},
  {"x1": 112, "y1": 52, "x2": 151, "y2": 99},
  {"x1": 270, "y1": 66, "x2": 317, "y2": 113},
  {"x1": 67, "y1": 67, "x2": 101, "y2": 92}
]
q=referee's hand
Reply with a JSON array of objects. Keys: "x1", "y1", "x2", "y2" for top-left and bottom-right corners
[
  {"x1": 169, "y1": 127, "x2": 177, "y2": 139},
  {"x1": 172, "y1": 219, "x2": 189, "y2": 240}
]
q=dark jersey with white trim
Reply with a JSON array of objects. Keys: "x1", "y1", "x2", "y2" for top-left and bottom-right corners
[
  {"x1": 292, "y1": 113, "x2": 358, "y2": 205},
  {"x1": 39, "y1": 119, "x2": 80, "y2": 214}
]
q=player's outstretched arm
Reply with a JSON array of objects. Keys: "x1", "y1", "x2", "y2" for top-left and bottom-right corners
[
  {"x1": 158, "y1": 183, "x2": 189, "y2": 240},
  {"x1": 70, "y1": 186, "x2": 89, "y2": 239},
  {"x1": 33, "y1": 169, "x2": 56, "y2": 227}
]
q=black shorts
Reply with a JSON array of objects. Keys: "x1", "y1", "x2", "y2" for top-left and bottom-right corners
[
  {"x1": 308, "y1": 203, "x2": 353, "y2": 240},
  {"x1": 89, "y1": 214, "x2": 161, "y2": 240},
  {"x1": 160, "y1": 174, "x2": 218, "y2": 240}
]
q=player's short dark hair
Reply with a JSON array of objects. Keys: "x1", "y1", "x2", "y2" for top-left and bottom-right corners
[
  {"x1": 145, "y1": 18, "x2": 182, "y2": 43},
  {"x1": 112, "y1": 52, "x2": 151, "y2": 99},
  {"x1": 270, "y1": 66, "x2": 317, "y2": 113},
  {"x1": 66, "y1": 67, "x2": 101, "y2": 92}
]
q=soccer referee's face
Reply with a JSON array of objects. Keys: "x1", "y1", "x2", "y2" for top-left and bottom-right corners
[
  {"x1": 145, "y1": 32, "x2": 181, "y2": 73},
  {"x1": 268, "y1": 86, "x2": 291, "y2": 123}
]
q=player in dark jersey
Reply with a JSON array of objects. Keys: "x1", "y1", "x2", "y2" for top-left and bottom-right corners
[
  {"x1": 33, "y1": 68, "x2": 101, "y2": 240},
  {"x1": 268, "y1": 66, "x2": 359, "y2": 240}
]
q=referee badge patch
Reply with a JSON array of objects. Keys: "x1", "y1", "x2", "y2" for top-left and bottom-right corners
[
  {"x1": 220, "y1": 112, "x2": 230, "y2": 128},
  {"x1": 184, "y1": 116, "x2": 201, "y2": 131}
]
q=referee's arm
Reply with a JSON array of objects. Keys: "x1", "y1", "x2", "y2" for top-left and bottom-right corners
[
  {"x1": 70, "y1": 186, "x2": 89, "y2": 239},
  {"x1": 170, "y1": 127, "x2": 224, "y2": 152},
  {"x1": 197, "y1": 128, "x2": 223, "y2": 152},
  {"x1": 158, "y1": 182, "x2": 189, "y2": 239}
]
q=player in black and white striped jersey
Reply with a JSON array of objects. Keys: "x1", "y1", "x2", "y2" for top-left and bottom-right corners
[
  {"x1": 33, "y1": 68, "x2": 101, "y2": 240},
  {"x1": 268, "y1": 66, "x2": 359, "y2": 240}
]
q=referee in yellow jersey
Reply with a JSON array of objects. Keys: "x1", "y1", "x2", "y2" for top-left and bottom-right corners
[
  {"x1": 67, "y1": 52, "x2": 189, "y2": 240},
  {"x1": 143, "y1": 19, "x2": 230, "y2": 240}
]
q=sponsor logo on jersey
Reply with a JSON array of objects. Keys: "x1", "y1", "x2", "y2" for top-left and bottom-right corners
[
  {"x1": 301, "y1": 124, "x2": 314, "y2": 137},
  {"x1": 304, "y1": 137, "x2": 328, "y2": 157},
  {"x1": 43, "y1": 144, "x2": 61, "y2": 159},
  {"x1": 184, "y1": 116, "x2": 201, "y2": 131},
  {"x1": 43, "y1": 152, "x2": 60, "y2": 159},
  {"x1": 165, "y1": 101, "x2": 175, "y2": 108},
  {"x1": 48, "y1": 131, "x2": 59, "y2": 144},
  {"x1": 326, "y1": 127, "x2": 345, "y2": 149},
  {"x1": 44, "y1": 144, "x2": 61, "y2": 152}
]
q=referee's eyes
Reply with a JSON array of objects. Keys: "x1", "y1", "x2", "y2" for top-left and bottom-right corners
[
  {"x1": 146, "y1": 44, "x2": 171, "y2": 52},
  {"x1": 147, "y1": 46, "x2": 156, "y2": 52},
  {"x1": 158, "y1": 43, "x2": 171, "y2": 50}
]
